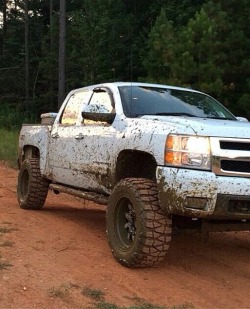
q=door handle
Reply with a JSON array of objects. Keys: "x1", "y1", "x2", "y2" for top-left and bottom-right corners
[
  {"x1": 51, "y1": 132, "x2": 59, "y2": 139},
  {"x1": 75, "y1": 133, "x2": 84, "y2": 140}
]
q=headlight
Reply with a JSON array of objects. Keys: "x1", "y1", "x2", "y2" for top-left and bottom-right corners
[{"x1": 165, "y1": 135, "x2": 211, "y2": 170}]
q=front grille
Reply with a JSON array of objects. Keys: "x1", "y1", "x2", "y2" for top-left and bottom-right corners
[
  {"x1": 211, "y1": 137, "x2": 250, "y2": 177},
  {"x1": 221, "y1": 160, "x2": 250, "y2": 173},
  {"x1": 228, "y1": 200, "x2": 250, "y2": 214},
  {"x1": 220, "y1": 141, "x2": 250, "y2": 151}
]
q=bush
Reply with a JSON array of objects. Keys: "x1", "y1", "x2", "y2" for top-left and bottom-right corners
[
  {"x1": 0, "y1": 104, "x2": 38, "y2": 130},
  {"x1": 0, "y1": 128, "x2": 19, "y2": 168}
]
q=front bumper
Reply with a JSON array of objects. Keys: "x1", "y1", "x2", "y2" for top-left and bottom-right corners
[{"x1": 156, "y1": 166, "x2": 250, "y2": 220}]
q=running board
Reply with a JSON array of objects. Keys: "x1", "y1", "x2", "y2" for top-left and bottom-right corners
[{"x1": 49, "y1": 183, "x2": 109, "y2": 205}]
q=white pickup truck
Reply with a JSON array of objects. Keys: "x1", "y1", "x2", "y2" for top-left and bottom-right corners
[{"x1": 17, "y1": 82, "x2": 250, "y2": 267}]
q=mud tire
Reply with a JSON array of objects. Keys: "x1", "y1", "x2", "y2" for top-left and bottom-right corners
[
  {"x1": 106, "y1": 178, "x2": 172, "y2": 268},
  {"x1": 17, "y1": 158, "x2": 49, "y2": 210}
]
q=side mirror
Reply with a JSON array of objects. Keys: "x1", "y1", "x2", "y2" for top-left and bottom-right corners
[
  {"x1": 82, "y1": 104, "x2": 115, "y2": 124},
  {"x1": 236, "y1": 117, "x2": 248, "y2": 122}
]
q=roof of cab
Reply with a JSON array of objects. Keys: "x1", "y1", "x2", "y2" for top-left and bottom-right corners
[{"x1": 74, "y1": 81, "x2": 202, "y2": 94}]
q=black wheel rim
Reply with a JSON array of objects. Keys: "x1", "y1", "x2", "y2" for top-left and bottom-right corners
[
  {"x1": 115, "y1": 197, "x2": 136, "y2": 248},
  {"x1": 20, "y1": 169, "x2": 29, "y2": 199}
]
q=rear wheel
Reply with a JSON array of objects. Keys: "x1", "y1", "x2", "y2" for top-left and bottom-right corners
[
  {"x1": 17, "y1": 158, "x2": 49, "y2": 210},
  {"x1": 106, "y1": 178, "x2": 172, "y2": 267}
]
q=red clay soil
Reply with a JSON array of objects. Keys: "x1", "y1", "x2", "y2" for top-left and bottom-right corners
[{"x1": 0, "y1": 162, "x2": 249, "y2": 309}]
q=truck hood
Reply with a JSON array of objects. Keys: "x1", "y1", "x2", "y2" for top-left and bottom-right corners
[{"x1": 140, "y1": 115, "x2": 250, "y2": 138}]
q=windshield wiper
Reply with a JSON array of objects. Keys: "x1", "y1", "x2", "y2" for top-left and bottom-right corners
[
  {"x1": 131, "y1": 112, "x2": 197, "y2": 118},
  {"x1": 155, "y1": 112, "x2": 197, "y2": 117}
]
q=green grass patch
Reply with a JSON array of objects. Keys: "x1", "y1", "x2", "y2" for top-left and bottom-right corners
[
  {"x1": 82, "y1": 287, "x2": 105, "y2": 302},
  {"x1": 0, "y1": 128, "x2": 19, "y2": 168},
  {"x1": 0, "y1": 105, "x2": 37, "y2": 130},
  {"x1": 95, "y1": 302, "x2": 118, "y2": 309}
]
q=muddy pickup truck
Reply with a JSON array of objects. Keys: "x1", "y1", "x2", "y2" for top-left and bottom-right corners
[{"x1": 17, "y1": 82, "x2": 250, "y2": 267}]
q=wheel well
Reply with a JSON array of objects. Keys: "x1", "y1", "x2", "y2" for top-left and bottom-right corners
[
  {"x1": 22, "y1": 146, "x2": 40, "y2": 162},
  {"x1": 115, "y1": 150, "x2": 157, "y2": 182}
]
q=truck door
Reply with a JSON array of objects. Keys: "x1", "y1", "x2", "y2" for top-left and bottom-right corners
[
  {"x1": 48, "y1": 89, "x2": 92, "y2": 187},
  {"x1": 75, "y1": 87, "x2": 117, "y2": 193},
  {"x1": 48, "y1": 87, "x2": 117, "y2": 194}
]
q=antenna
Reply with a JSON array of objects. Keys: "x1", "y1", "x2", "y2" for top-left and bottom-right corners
[{"x1": 130, "y1": 46, "x2": 133, "y2": 82}]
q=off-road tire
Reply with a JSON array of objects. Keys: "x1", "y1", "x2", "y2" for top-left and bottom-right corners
[
  {"x1": 106, "y1": 178, "x2": 172, "y2": 268},
  {"x1": 17, "y1": 158, "x2": 49, "y2": 210}
]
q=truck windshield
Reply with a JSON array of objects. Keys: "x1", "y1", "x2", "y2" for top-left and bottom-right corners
[{"x1": 118, "y1": 86, "x2": 236, "y2": 120}]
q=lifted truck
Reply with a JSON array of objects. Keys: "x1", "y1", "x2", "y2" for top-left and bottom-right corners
[{"x1": 17, "y1": 82, "x2": 250, "y2": 267}]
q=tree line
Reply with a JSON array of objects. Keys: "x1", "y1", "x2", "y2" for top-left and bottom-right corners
[{"x1": 0, "y1": 0, "x2": 249, "y2": 128}]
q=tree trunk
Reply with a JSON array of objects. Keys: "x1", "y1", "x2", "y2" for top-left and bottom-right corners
[
  {"x1": 50, "y1": 0, "x2": 53, "y2": 109},
  {"x1": 2, "y1": 0, "x2": 7, "y2": 54},
  {"x1": 24, "y1": 0, "x2": 29, "y2": 110},
  {"x1": 58, "y1": 0, "x2": 66, "y2": 109}
]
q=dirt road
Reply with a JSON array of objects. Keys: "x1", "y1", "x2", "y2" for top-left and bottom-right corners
[{"x1": 0, "y1": 162, "x2": 249, "y2": 309}]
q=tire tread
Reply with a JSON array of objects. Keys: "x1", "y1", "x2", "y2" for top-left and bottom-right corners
[
  {"x1": 17, "y1": 158, "x2": 49, "y2": 210},
  {"x1": 107, "y1": 178, "x2": 172, "y2": 268}
]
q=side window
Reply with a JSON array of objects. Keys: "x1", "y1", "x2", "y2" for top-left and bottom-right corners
[
  {"x1": 61, "y1": 91, "x2": 90, "y2": 125},
  {"x1": 88, "y1": 91, "x2": 113, "y2": 113},
  {"x1": 83, "y1": 90, "x2": 114, "y2": 125}
]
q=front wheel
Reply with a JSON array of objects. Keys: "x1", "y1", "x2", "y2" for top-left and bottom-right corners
[
  {"x1": 106, "y1": 178, "x2": 172, "y2": 268},
  {"x1": 17, "y1": 158, "x2": 49, "y2": 210}
]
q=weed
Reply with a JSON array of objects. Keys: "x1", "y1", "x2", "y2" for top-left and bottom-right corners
[
  {"x1": 94, "y1": 303, "x2": 165, "y2": 309},
  {"x1": 0, "y1": 261, "x2": 13, "y2": 270},
  {"x1": 94, "y1": 302, "x2": 194, "y2": 309},
  {"x1": 81, "y1": 285, "x2": 194, "y2": 309},
  {"x1": 95, "y1": 302, "x2": 118, "y2": 309},
  {"x1": 0, "y1": 240, "x2": 14, "y2": 247},
  {"x1": 82, "y1": 287, "x2": 105, "y2": 302},
  {"x1": 171, "y1": 304, "x2": 195, "y2": 309},
  {"x1": 0, "y1": 227, "x2": 17, "y2": 234},
  {"x1": 48, "y1": 285, "x2": 70, "y2": 299},
  {"x1": 131, "y1": 305, "x2": 165, "y2": 309}
]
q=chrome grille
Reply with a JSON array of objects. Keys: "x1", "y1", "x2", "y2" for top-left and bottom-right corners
[{"x1": 211, "y1": 137, "x2": 250, "y2": 177}]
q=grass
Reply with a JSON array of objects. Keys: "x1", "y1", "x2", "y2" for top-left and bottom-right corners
[
  {"x1": 94, "y1": 302, "x2": 194, "y2": 309},
  {"x1": 0, "y1": 128, "x2": 19, "y2": 168},
  {"x1": 82, "y1": 286, "x2": 194, "y2": 309},
  {"x1": 95, "y1": 303, "x2": 165, "y2": 309},
  {"x1": 0, "y1": 106, "x2": 37, "y2": 131},
  {"x1": 95, "y1": 303, "x2": 118, "y2": 309},
  {"x1": 0, "y1": 227, "x2": 17, "y2": 234},
  {"x1": 82, "y1": 287, "x2": 105, "y2": 302},
  {"x1": 48, "y1": 284, "x2": 70, "y2": 299},
  {"x1": 46, "y1": 283, "x2": 194, "y2": 309}
]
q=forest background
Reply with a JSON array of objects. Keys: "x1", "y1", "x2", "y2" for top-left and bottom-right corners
[{"x1": 0, "y1": 0, "x2": 249, "y2": 129}]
